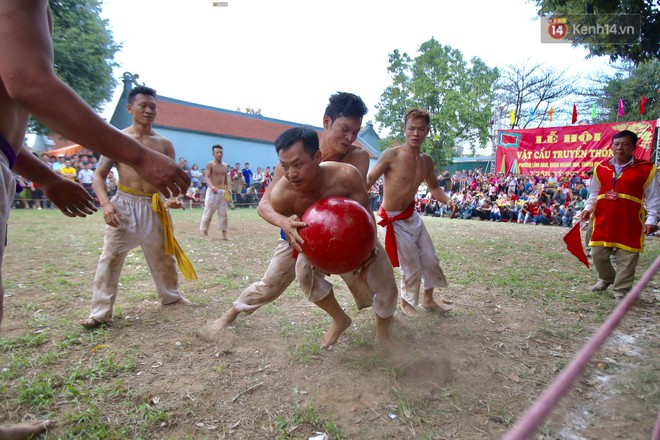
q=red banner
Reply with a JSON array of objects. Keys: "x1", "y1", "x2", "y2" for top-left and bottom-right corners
[{"x1": 495, "y1": 120, "x2": 657, "y2": 176}]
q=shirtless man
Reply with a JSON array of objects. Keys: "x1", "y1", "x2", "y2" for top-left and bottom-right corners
[
  {"x1": 200, "y1": 144, "x2": 230, "y2": 239},
  {"x1": 0, "y1": 2, "x2": 187, "y2": 436},
  {"x1": 367, "y1": 108, "x2": 452, "y2": 317},
  {"x1": 264, "y1": 127, "x2": 393, "y2": 345},
  {"x1": 202, "y1": 92, "x2": 398, "y2": 348},
  {"x1": 81, "y1": 86, "x2": 194, "y2": 329}
]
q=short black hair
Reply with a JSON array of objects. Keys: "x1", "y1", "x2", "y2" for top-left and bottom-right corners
[
  {"x1": 274, "y1": 127, "x2": 319, "y2": 158},
  {"x1": 128, "y1": 86, "x2": 157, "y2": 104},
  {"x1": 613, "y1": 129, "x2": 637, "y2": 145},
  {"x1": 212, "y1": 144, "x2": 223, "y2": 151},
  {"x1": 324, "y1": 92, "x2": 368, "y2": 123}
]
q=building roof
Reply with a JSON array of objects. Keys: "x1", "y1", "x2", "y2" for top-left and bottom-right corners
[{"x1": 153, "y1": 97, "x2": 377, "y2": 158}]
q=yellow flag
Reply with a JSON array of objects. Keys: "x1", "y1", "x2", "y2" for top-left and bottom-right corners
[
  {"x1": 549, "y1": 107, "x2": 554, "y2": 122},
  {"x1": 509, "y1": 110, "x2": 515, "y2": 126}
]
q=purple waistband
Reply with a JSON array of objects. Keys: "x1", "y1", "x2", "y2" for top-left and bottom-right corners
[{"x1": 0, "y1": 132, "x2": 17, "y2": 169}]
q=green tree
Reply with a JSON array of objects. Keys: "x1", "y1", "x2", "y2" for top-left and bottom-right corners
[
  {"x1": 31, "y1": 0, "x2": 120, "y2": 133},
  {"x1": 532, "y1": 0, "x2": 660, "y2": 65},
  {"x1": 583, "y1": 60, "x2": 660, "y2": 122},
  {"x1": 375, "y1": 38, "x2": 499, "y2": 166}
]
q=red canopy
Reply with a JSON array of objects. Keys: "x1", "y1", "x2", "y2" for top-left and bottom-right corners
[{"x1": 46, "y1": 144, "x2": 91, "y2": 157}]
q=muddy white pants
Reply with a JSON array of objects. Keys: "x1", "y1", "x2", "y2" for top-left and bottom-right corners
[
  {"x1": 294, "y1": 241, "x2": 398, "y2": 318},
  {"x1": 200, "y1": 188, "x2": 228, "y2": 233},
  {"x1": 0, "y1": 154, "x2": 16, "y2": 326},
  {"x1": 382, "y1": 209, "x2": 447, "y2": 307},
  {"x1": 88, "y1": 191, "x2": 184, "y2": 323},
  {"x1": 233, "y1": 239, "x2": 297, "y2": 313}
]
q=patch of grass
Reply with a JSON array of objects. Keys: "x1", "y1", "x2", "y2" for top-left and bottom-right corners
[
  {"x1": 16, "y1": 374, "x2": 55, "y2": 408},
  {"x1": 0, "y1": 331, "x2": 49, "y2": 350}
]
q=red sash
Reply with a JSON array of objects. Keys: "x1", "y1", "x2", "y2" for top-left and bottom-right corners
[{"x1": 377, "y1": 202, "x2": 415, "y2": 267}]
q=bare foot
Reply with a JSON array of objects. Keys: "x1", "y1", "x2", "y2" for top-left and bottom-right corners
[
  {"x1": 422, "y1": 298, "x2": 452, "y2": 313},
  {"x1": 374, "y1": 316, "x2": 394, "y2": 347},
  {"x1": 198, "y1": 309, "x2": 239, "y2": 341},
  {"x1": 400, "y1": 300, "x2": 418, "y2": 317},
  {"x1": 222, "y1": 237, "x2": 229, "y2": 241},
  {"x1": 80, "y1": 317, "x2": 102, "y2": 329},
  {"x1": 166, "y1": 296, "x2": 191, "y2": 306},
  {"x1": 0, "y1": 420, "x2": 52, "y2": 439},
  {"x1": 320, "y1": 314, "x2": 352, "y2": 349}
]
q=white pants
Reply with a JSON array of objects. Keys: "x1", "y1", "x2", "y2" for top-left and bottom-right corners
[
  {"x1": 382, "y1": 210, "x2": 447, "y2": 306},
  {"x1": 294, "y1": 241, "x2": 398, "y2": 318},
  {"x1": 88, "y1": 191, "x2": 184, "y2": 322},
  {"x1": 233, "y1": 239, "x2": 296, "y2": 313},
  {"x1": 0, "y1": 154, "x2": 16, "y2": 326},
  {"x1": 200, "y1": 188, "x2": 228, "y2": 233}
]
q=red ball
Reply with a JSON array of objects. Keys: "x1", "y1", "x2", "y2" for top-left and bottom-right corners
[{"x1": 299, "y1": 196, "x2": 376, "y2": 274}]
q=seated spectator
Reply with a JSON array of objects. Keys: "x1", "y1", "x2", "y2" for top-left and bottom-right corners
[
  {"x1": 490, "y1": 203, "x2": 502, "y2": 222},
  {"x1": 184, "y1": 183, "x2": 202, "y2": 209},
  {"x1": 518, "y1": 202, "x2": 532, "y2": 224},
  {"x1": 533, "y1": 201, "x2": 551, "y2": 225},
  {"x1": 562, "y1": 205, "x2": 575, "y2": 227},
  {"x1": 245, "y1": 185, "x2": 259, "y2": 207}
]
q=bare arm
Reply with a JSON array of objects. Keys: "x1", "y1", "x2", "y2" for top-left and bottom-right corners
[
  {"x1": 0, "y1": 0, "x2": 189, "y2": 196},
  {"x1": 93, "y1": 157, "x2": 122, "y2": 227},
  {"x1": 366, "y1": 150, "x2": 392, "y2": 189},
  {"x1": 257, "y1": 165, "x2": 307, "y2": 249},
  {"x1": 13, "y1": 147, "x2": 96, "y2": 217}
]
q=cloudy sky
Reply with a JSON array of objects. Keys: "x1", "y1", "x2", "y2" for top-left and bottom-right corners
[{"x1": 99, "y1": 0, "x2": 616, "y2": 135}]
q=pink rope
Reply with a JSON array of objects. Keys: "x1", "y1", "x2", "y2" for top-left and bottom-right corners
[{"x1": 503, "y1": 256, "x2": 660, "y2": 440}]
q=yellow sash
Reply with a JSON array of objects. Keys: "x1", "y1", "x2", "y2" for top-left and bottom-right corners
[
  {"x1": 118, "y1": 184, "x2": 198, "y2": 281},
  {"x1": 223, "y1": 184, "x2": 231, "y2": 202}
]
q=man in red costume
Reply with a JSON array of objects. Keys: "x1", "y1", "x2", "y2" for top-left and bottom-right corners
[{"x1": 580, "y1": 130, "x2": 660, "y2": 304}]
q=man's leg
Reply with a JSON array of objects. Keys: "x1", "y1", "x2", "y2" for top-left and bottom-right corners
[
  {"x1": 216, "y1": 190, "x2": 229, "y2": 240},
  {"x1": 200, "y1": 240, "x2": 296, "y2": 338},
  {"x1": 590, "y1": 246, "x2": 615, "y2": 292},
  {"x1": 313, "y1": 292, "x2": 352, "y2": 349},
  {"x1": 585, "y1": 218, "x2": 593, "y2": 257},
  {"x1": 200, "y1": 190, "x2": 219, "y2": 237},
  {"x1": 140, "y1": 208, "x2": 188, "y2": 306},
  {"x1": 611, "y1": 249, "x2": 640, "y2": 302},
  {"x1": 83, "y1": 221, "x2": 133, "y2": 327},
  {"x1": 296, "y1": 255, "x2": 351, "y2": 349}
]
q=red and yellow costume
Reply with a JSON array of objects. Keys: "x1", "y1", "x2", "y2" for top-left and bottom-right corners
[{"x1": 589, "y1": 158, "x2": 656, "y2": 252}]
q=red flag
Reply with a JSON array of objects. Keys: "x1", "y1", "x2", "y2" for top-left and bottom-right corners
[
  {"x1": 563, "y1": 223, "x2": 589, "y2": 268},
  {"x1": 640, "y1": 95, "x2": 647, "y2": 115},
  {"x1": 571, "y1": 104, "x2": 578, "y2": 124},
  {"x1": 618, "y1": 98, "x2": 625, "y2": 117}
]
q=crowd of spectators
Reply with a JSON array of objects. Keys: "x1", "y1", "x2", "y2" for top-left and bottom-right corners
[
  {"x1": 12, "y1": 149, "x2": 114, "y2": 209},
  {"x1": 14, "y1": 151, "x2": 278, "y2": 211},
  {"x1": 16, "y1": 151, "x2": 591, "y2": 226},
  {"x1": 405, "y1": 168, "x2": 591, "y2": 227}
]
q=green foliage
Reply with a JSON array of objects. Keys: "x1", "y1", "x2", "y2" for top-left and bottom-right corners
[
  {"x1": 32, "y1": 0, "x2": 121, "y2": 133},
  {"x1": 375, "y1": 38, "x2": 499, "y2": 165},
  {"x1": 532, "y1": 0, "x2": 660, "y2": 65},
  {"x1": 595, "y1": 60, "x2": 660, "y2": 121}
]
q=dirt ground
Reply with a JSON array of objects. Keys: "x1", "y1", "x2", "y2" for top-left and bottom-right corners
[{"x1": 0, "y1": 209, "x2": 658, "y2": 439}]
